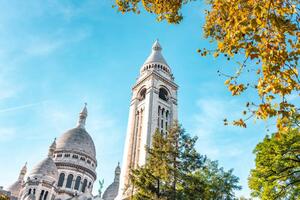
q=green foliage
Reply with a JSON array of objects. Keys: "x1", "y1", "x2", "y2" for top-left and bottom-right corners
[
  {"x1": 193, "y1": 160, "x2": 241, "y2": 200},
  {"x1": 114, "y1": 0, "x2": 300, "y2": 131},
  {"x1": 129, "y1": 122, "x2": 241, "y2": 199},
  {"x1": 249, "y1": 121, "x2": 300, "y2": 199}
]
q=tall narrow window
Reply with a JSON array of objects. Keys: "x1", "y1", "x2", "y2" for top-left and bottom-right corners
[
  {"x1": 166, "y1": 110, "x2": 169, "y2": 119},
  {"x1": 28, "y1": 189, "x2": 32, "y2": 195},
  {"x1": 39, "y1": 190, "x2": 44, "y2": 200},
  {"x1": 57, "y1": 173, "x2": 65, "y2": 187},
  {"x1": 66, "y1": 174, "x2": 73, "y2": 188},
  {"x1": 74, "y1": 176, "x2": 81, "y2": 190},
  {"x1": 158, "y1": 106, "x2": 161, "y2": 116},
  {"x1": 43, "y1": 191, "x2": 48, "y2": 200},
  {"x1": 82, "y1": 179, "x2": 87, "y2": 193}
]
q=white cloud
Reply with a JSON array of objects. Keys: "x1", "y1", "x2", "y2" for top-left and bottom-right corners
[
  {"x1": 192, "y1": 98, "x2": 244, "y2": 159},
  {"x1": 0, "y1": 68, "x2": 21, "y2": 100},
  {"x1": 24, "y1": 39, "x2": 64, "y2": 56},
  {"x1": 23, "y1": 28, "x2": 90, "y2": 57},
  {"x1": 0, "y1": 127, "x2": 16, "y2": 142}
]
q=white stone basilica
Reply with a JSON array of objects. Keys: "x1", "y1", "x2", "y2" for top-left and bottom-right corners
[
  {"x1": 6, "y1": 104, "x2": 106, "y2": 200},
  {"x1": 4, "y1": 40, "x2": 178, "y2": 200}
]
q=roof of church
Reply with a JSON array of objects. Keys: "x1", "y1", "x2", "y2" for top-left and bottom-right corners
[
  {"x1": 55, "y1": 104, "x2": 96, "y2": 160},
  {"x1": 7, "y1": 180, "x2": 22, "y2": 198},
  {"x1": 102, "y1": 163, "x2": 120, "y2": 200},
  {"x1": 102, "y1": 182, "x2": 119, "y2": 200},
  {"x1": 56, "y1": 127, "x2": 96, "y2": 159},
  {"x1": 7, "y1": 163, "x2": 27, "y2": 198},
  {"x1": 29, "y1": 156, "x2": 58, "y2": 180},
  {"x1": 143, "y1": 40, "x2": 169, "y2": 66}
]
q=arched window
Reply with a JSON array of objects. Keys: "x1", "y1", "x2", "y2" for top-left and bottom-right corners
[
  {"x1": 66, "y1": 174, "x2": 73, "y2": 188},
  {"x1": 43, "y1": 191, "x2": 48, "y2": 200},
  {"x1": 82, "y1": 179, "x2": 87, "y2": 193},
  {"x1": 166, "y1": 110, "x2": 169, "y2": 119},
  {"x1": 88, "y1": 182, "x2": 92, "y2": 188},
  {"x1": 33, "y1": 189, "x2": 36, "y2": 194},
  {"x1": 139, "y1": 88, "x2": 146, "y2": 101},
  {"x1": 162, "y1": 108, "x2": 165, "y2": 116},
  {"x1": 159, "y1": 88, "x2": 168, "y2": 101},
  {"x1": 57, "y1": 173, "x2": 65, "y2": 187},
  {"x1": 74, "y1": 176, "x2": 81, "y2": 190},
  {"x1": 28, "y1": 189, "x2": 32, "y2": 195}
]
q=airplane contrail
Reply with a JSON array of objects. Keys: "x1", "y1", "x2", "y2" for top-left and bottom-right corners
[{"x1": 0, "y1": 101, "x2": 48, "y2": 113}]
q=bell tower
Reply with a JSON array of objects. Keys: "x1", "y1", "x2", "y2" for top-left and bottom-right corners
[{"x1": 117, "y1": 40, "x2": 178, "y2": 199}]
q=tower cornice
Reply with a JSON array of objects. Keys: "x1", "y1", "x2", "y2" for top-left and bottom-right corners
[{"x1": 133, "y1": 70, "x2": 178, "y2": 91}]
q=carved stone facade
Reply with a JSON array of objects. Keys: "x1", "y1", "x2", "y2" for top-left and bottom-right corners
[
  {"x1": 4, "y1": 40, "x2": 177, "y2": 200},
  {"x1": 6, "y1": 105, "x2": 100, "y2": 200},
  {"x1": 117, "y1": 40, "x2": 178, "y2": 200}
]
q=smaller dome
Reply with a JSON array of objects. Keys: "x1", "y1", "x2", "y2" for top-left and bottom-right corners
[
  {"x1": 143, "y1": 40, "x2": 169, "y2": 66},
  {"x1": 29, "y1": 157, "x2": 58, "y2": 180},
  {"x1": 102, "y1": 182, "x2": 119, "y2": 200},
  {"x1": 7, "y1": 163, "x2": 27, "y2": 198},
  {"x1": 102, "y1": 163, "x2": 120, "y2": 200},
  {"x1": 7, "y1": 180, "x2": 22, "y2": 197}
]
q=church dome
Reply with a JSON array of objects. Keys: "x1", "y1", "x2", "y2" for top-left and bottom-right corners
[
  {"x1": 7, "y1": 163, "x2": 27, "y2": 198},
  {"x1": 102, "y1": 163, "x2": 120, "y2": 200},
  {"x1": 102, "y1": 182, "x2": 119, "y2": 200},
  {"x1": 29, "y1": 157, "x2": 58, "y2": 180},
  {"x1": 140, "y1": 40, "x2": 172, "y2": 78},
  {"x1": 7, "y1": 180, "x2": 22, "y2": 197},
  {"x1": 143, "y1": 40, "x2": 169, "y2": 66},
  {"x1": 55, "y1": 103, "x2": 96, "y2": 161},
  {"x1": 56, "y1": 127, "x2": 96, "y2": 160}
]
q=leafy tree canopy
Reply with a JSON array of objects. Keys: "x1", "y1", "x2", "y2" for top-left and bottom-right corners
[
  {"x1": 248, "y1": 117, "x2": 300, "y2": 199},
  {"x1": 0, "y1": 195, "x2": 9, "y2": 200},
  {"x1": 129, "y1": 122, "x2": 241, "y2": 200},
  {"x1": 114, "y1": 0, "x2": 300, "y2": 131}
]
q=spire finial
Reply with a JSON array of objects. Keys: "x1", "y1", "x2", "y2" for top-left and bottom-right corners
[
  {"x1": 48, "y1": 138, "x2": 56, "y2": 157},
  {"x1": 114, "y1": 162, "x2": 121, "y2": 182},
  {"x1": 152, "y1": 39, "x2": 162, "y2": 51},
  {"x1": 18, "y1": 162, "x2": 27, "y2": 180},
  {"x1": 77, "y1": 103, "x2": 88, "y2": 129}
]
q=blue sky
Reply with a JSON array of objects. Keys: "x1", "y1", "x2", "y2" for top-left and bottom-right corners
[{"x1": 0, "y1": 0, "x2": 277, "y2": 198}]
